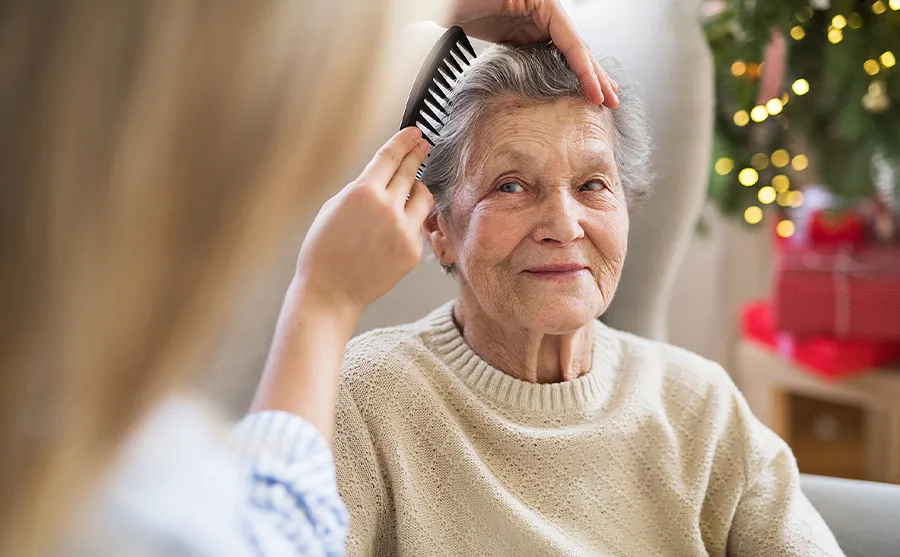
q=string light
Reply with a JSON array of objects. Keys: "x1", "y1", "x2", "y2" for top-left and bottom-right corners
[
  {"x1": 731, "y1": 60, "x2": 747, "y2": 76},
  {"x1": 792, "y1": 154, "x2": 809, "y2": 171},
  {"x1": 771, "y1": 149, "x2": 790, "y2": 168},
  {"x1": 777, "y1": 220, "x2": 796, "y2": 238},
  {"x1": 747, "y1": 62, "x2": 762, "y2": 79},
  {"x1": 750, "y1": 105, "x2": 768, "y2": 122},
  {"x1": 797, "y1": 7, "x2": 814, "y2": 22},
  {"x1": 738, "y1": 168, "x2": 759, "y2": 186},
  {"x1": 827, "y1": 27, "x2": 844, "y2": 44},
  {"x1": 788, "y1": 191, "x2": 805, "y2": 208},
  {"x1": 766, "y1": 98, "x2": 784, "y2": 115},
  {"x1": 781, "y1": 92, "x2": 790, "y2": 105},
  {"x1": 733, "y1": 110, "x2": 750, "y2": 127},
  {"x1": 890, "y1": 0, "x2": 900, "y2": 10},
  {"x1": 773, "y1": 174, "x2": 790, "y2": 192},
  {"x1": 881, "y1": 51, "x2": 896, "y2": 67},
  {"x1": 865, "y1": 59, "x2": 881, "y2": 75},
  {"x1": 832, "y1": 15, "x2": 847, "y2": 29},
  {"x1": 777, "y1": 192, "x2": 792, "y2": 206},
  {"x1": 790, "y1": 26, "x2": 806, "y2": 40},
  {"x1": 849, "y1": 13, "x2": 863, "y2": 28},
  {"x1": 873, "y1": 0, "x2": 887, "y2": 14},
  {"x1": 758, "y1": 186, "x2": 777, "y2": 204},
  {"x1": 714, "y1": 158, "x2": 735, "y2": 175},
  {"x1": 792, "y1": 79, "x2": 810, "y2": 95},
  {"x1": 751, "y1": 153, "x2": 770, "y2": 170},
  {"x1": 744, "y1": 206, "x2": 763, "y2": 224}
]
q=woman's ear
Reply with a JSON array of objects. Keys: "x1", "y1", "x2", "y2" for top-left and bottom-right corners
[{"x1": 423, "y1": 211, "x2": 456, "y2": 265}]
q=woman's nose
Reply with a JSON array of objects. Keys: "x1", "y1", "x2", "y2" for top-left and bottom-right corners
[{"x1": 531, "y1": 189, "x2": 585, "y2": 245}]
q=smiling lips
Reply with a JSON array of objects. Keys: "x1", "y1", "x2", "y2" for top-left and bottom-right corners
[{"x1": 523, "y1": 263, "x2": 589, "y2": 279}]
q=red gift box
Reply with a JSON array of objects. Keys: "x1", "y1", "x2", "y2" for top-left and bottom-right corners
[
  {"x1": 773, "y1": 245, "x2": 900, "y2": 341},
  {"x1": 741, "y1": 300, "x2": 900, "y2": 380},
  {"x1": 809, "y1": 210, "x2": 867, "y2": 247}
]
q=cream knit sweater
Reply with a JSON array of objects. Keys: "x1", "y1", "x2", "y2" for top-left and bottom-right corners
[{"x1": 334, "y1": 303, "x2": 843, "y2": 556}]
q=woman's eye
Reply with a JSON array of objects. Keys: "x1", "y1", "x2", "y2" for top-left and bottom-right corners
[
  {"x1": 497, "y1": 182, "x2": 524, "y2": 193},
  {"x1": 580, "y1": 180, "x2": 609, "y2": 192}
]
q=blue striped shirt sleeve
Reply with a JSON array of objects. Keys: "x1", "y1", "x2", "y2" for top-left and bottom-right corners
[{"x1": 232, "y1": 411, "x2": 349, "y2": 557}]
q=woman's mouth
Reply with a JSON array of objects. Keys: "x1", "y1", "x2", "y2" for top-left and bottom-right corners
[{"x1": 522, "y1": 263, "x2": 589, "y2": 280}]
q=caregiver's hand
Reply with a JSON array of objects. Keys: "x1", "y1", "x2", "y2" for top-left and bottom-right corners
[
  {"x1": 295, "y1": 126, "x2": 433, "y2": 315},
  {"x1": 250, "y1": 127, "x2": 432, "y2": 439},
  {"x1": 448, "y1": 0, "x2": 618, "y2": 107}
]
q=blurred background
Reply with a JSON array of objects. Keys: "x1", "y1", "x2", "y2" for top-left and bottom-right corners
[{"x1": 203, "y1": 0, "x2": 900, "y2": 491}]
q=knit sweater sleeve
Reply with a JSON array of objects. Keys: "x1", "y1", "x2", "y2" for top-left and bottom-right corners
[
  {"x1": 333, "y1": 385, "x2": 395, "y2": 557},
  {"x1": 727, "y1": 396, "x2": 844, "y2": 556}
]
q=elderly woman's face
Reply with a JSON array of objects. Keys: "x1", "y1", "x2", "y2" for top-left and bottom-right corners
[{"x1": 441, "y1": 98, "x2": 628, "y2": 333}]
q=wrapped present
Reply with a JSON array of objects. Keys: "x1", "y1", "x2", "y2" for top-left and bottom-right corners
[
  {"x1": 741, "y1": 300, "x2": 900, "y2": 380},
  {"x1": 773, "y1": 245, "x2": 900, "y2": 341},
  {"x1": 808, "y1": 210, "x2": 867, "y2": 247}
]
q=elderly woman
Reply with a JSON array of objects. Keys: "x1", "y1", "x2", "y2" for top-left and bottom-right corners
[{"x1": 333, "y1": 44, "x2": 842, "y2": 557}]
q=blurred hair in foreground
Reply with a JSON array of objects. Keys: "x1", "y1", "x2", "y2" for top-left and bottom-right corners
[{"x1": 0, "y1": 1, "x2": 391, "y2": 554}]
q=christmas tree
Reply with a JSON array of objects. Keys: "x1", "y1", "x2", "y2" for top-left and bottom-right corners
[{"x1": 704, "y1": 0, "x2": 900, "y2": 234}]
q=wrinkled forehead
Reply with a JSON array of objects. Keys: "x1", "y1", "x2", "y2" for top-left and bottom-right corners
[{"x1": 464, "y1": 97, "x2": 616, "y2": 176}]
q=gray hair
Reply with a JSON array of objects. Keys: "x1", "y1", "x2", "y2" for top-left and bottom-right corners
[{"x1": 421, "y1": 43, "x2": 653, "y2": 214}]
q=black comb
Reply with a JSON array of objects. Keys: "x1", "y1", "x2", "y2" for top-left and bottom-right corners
[{"x1": 399, "y1": 26, "x2": 476, "y2": 180}]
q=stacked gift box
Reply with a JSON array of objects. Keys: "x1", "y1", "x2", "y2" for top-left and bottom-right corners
[{"x1": 741, "y1": 187, "x2": 900, "y2": 380}]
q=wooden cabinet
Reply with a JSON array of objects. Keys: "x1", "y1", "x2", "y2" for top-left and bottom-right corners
[{"x1": 735, "y1": 340, "x2": 900, "y2": 484}]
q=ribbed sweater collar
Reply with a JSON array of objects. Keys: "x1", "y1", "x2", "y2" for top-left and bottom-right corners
[{"x1": 420, "y1": 301, "x2": 623, "y2": 414}]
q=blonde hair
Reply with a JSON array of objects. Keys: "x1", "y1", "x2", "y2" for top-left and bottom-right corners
[{"x1": 0, "y1": 1, "x2": 390, "y2": 554}]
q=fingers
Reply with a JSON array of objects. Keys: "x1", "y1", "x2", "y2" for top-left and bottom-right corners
[
  {"x1": 593, "y1": 58, "x2": 619, "y2": 108},
  {"x1": 386, "y1": 137, "x2": 430, "y2": 202},
  {"x1": 358, "y1": 127, "x2": 424, "y2": 187},
  {"x1": 544, "y1": 3, "x2": 604, "y2": 105},
  {"x1": 405, "y1": 180, "x2": 434, "y2": 223}
]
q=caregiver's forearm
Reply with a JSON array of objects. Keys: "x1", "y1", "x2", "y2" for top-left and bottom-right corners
[{"x1": 249, "y1": 277, "x2": 361, "y2": 442}]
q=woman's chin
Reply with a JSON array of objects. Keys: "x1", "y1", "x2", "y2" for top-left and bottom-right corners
[{"x1": 514, "y1": 299, "x2": 601, "y2": 334}]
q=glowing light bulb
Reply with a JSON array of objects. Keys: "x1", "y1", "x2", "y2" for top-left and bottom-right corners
[
  {"x1": 751, "y1": 153, "x2": 770, "y2": 170},
  {"x1": 827, "y1": 28, "x2": 843, "y2": 44},
  {"x1": 733, "y1": 110, "x2": 750, "y2": 127},
  {"x1": 777, "y1": 192, "x2": 792, "y2": 206},
  {"x1": 790, "y1": 26, "x2": 806, "y2": 40},
  {"x1": 890, "y1": 0, "x2": 899, "y2": 10},
  {"x1": 750, "y1": 105, "x2": 768, "y2": 122},
  {"x1": 714, "y1": 158, "x2": 735, "y2": 175},
  {"x1": 738, "y1": 168, "x2": 759, "y2": 187},
  {"x1": 874, "y1": 0, "x2": 887, "y2": 14},
  {"x1": 744, "y1": 206, "x2": 763, "y2": 225},
  {"x1": 771, "y1": 149, "x2": 790, "y2": 168},
  {"x1": 777, "y1": 220, "x2": 796, "y2": 238},
  {"x1": 731, "y1": 60, "x2": 747, "y2": 76},
  {"x1": 881, "y1": 51, "x2": 896, "y2": 67},
  {"x1": 792, "y1": 79, "x2": 810, "y2": 95},
  {"x1": 773, "y1": 174, "x2": 790, "y2": 192},
  {"x1": 788, "y1": 191, "x2": 805, "y2": 208},
  {"x1": 865, "y1": 59, "x2": 881, "y2": 75},
  {"x1": 766, "y1": 98, "x2": 784, "y2": 115},
  {"x1": 832, "y1": 15, "x2": 847, "y2": 29},
  {"x1": 758, "y1": 186, "x2": 777, "y2": 204},
  {"x1": 781, "y1": 93, "x2": 790, "y2": 105},
  {"x1": 791, "y1": 154, "x2": 809, "y2": 171}
]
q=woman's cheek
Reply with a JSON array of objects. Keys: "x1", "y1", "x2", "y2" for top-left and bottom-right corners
[
  {"x1": 463, "y1": 205, "x2": 527, "y2": 262},
  {"x1": 585, "y1": 209, "x2": 628, "y2": 255}
]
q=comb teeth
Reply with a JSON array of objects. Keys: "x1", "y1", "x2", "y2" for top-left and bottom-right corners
[
  {"x1": 399, "y1": 27, "x2": 477, "y2": 180},
  {"x1": 444, "y1": 53, "x2": 463, "y2": 75},
  {"x1": 423, "y1": 98, "x2": 446, "y2": 118},
  {"x1": 458, "y1": 37, "x2": 476, "y2": 58}
]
